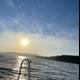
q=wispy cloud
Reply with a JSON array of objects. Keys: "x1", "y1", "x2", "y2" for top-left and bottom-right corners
[
  {"x1": 5, "y1": 0, "x2": 15, "y2": 7},
  {"x1": 0, "y1": 14, "x2": 79, "y2": 40},
  {"x1": 0, "y1": 13, "x2": 79, "y2": 56},
  {"x1": 0, "y1": 0, "x2": 79, "y2": 56}
]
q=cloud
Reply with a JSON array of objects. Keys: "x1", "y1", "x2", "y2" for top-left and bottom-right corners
[
  {"x1": 0, "y1": 12, "x2": 79, "y2": 41},
  {"x1": 0, "y1": 0, "x2": 79, "y2": 56},
  {"x1": 5, "y1": 0, "x2": 15, "y2": 7}
]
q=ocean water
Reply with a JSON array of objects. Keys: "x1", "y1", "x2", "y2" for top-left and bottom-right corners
[{"x1": 0, "y1": 53, "x2": 79, "y2": 80}]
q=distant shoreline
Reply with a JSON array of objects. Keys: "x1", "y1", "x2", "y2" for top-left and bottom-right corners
[
  {"x1": 36, "y1": 55, "x2": 79, "y2": 64},
  {"x1": 0, "y1": 52, "x2": 79, "y2": 64}
]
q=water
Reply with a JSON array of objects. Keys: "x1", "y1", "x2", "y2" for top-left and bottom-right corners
[{"x1": 0, "y1": 53, "x2": 79, "y2": 80}]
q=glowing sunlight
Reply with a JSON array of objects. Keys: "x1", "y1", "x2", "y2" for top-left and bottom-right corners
[{"x1": 20, "y1": 38, "x2": 30, "y2": 47}]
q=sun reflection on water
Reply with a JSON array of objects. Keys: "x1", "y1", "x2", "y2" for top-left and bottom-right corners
[
  {"x1": 16, "y1": 56, "x2": 26, "y2": 70},
  {"x1": 14, "y1": 56, "x2": 28, "y2": 80}
]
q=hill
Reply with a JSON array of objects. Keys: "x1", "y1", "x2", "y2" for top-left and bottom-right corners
[{"x1": 36, "y1": 55, "x2": 79, "y2": 64}]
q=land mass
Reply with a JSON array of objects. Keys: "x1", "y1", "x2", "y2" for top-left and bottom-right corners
[
  {"x1": 0, "y1": 52, "x2": 79, "y2": 64},
  {"x1": 36, "y1": 55, "x2": 79, "y2": 64}
]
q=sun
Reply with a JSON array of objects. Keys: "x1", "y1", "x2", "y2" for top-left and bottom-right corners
[{"x1": 20, "y1": 38, "x2": 29, "y2": 47}]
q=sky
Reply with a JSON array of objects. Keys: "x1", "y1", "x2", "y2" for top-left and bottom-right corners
[{"x1": 0, "y1": 0, "x2": 79, "y2": 56}]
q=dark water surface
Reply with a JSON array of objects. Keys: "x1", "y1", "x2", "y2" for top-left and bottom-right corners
[{"x1": 0, "y1": 53, "x2": 79, "y2": 80}]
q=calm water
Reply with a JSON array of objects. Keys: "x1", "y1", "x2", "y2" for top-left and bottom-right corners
[{"x1": 0, "y1": 53, "x2": 79, "y2": 80}]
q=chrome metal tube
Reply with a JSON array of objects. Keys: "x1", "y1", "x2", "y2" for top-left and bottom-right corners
[{"x1": 17, "y1": 59, "x2": 31, "y2": 80}]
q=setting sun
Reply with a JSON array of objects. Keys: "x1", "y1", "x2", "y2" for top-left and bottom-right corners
[{"x1": 20, "y1": 38, "x2": 29, "y2": 47}]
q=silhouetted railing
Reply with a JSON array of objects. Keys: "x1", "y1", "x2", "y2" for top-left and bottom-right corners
[{"x1": 17, "y1": 59, "x2": 31, "y2": 80}]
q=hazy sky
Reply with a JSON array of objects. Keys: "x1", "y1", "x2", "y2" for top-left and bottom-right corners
[{"x1": 0, "y1": 0, "x2": 79, "y2": 56}]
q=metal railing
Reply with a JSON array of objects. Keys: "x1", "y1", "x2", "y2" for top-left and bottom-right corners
[{"x1": 17, "y1": 59, "x2": 31, "y2": 80}]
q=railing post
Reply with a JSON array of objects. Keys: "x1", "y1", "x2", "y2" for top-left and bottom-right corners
[{"x1": 28, "y1": 60, "x2": 31, "y2": 80}]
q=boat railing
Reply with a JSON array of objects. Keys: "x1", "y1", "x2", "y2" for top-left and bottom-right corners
[{"x1": 17, "y1": 59, "x2": 32, "y2": 80}]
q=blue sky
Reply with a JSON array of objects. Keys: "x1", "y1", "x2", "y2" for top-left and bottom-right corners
[{"x1": 0, "y1": 0, "x2": 79, "y2": 56}]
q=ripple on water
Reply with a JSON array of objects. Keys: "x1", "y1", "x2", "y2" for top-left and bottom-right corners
[{"x1": 0, "y1": 54, "x2": 79, "y2": 80}]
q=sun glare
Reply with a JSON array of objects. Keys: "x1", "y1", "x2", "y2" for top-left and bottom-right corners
[{"x1": 20, "y1": 38, "x2": 29, "y2": 47}]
